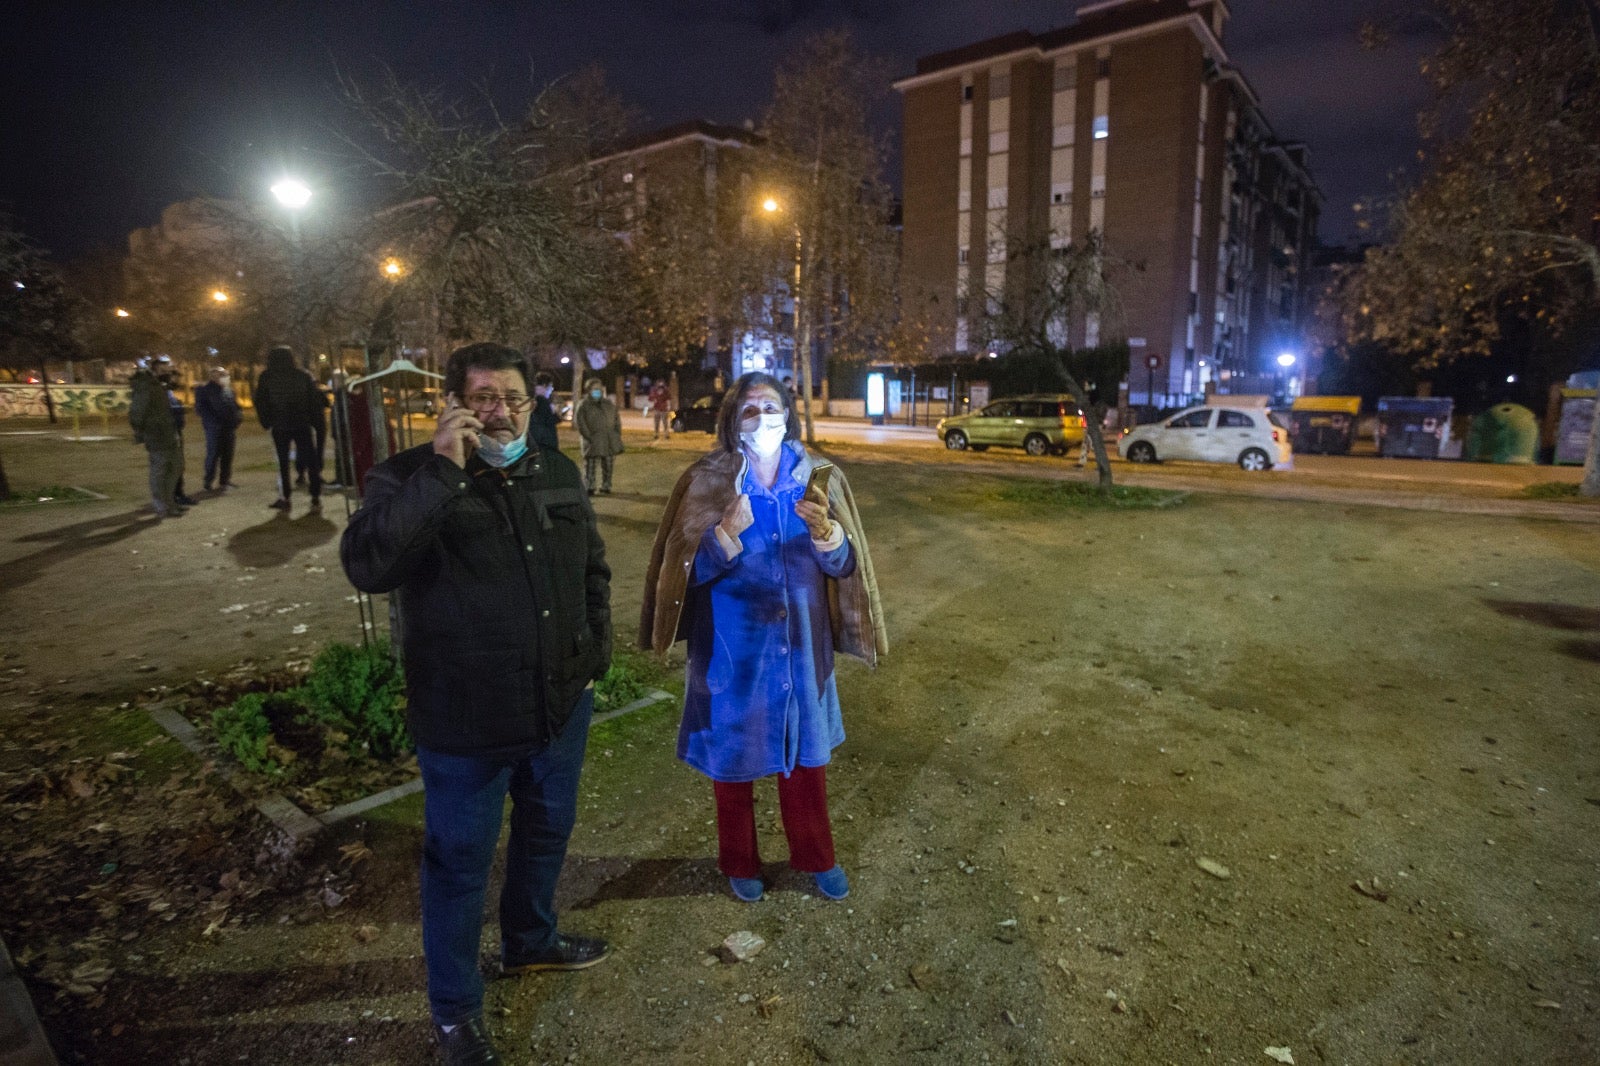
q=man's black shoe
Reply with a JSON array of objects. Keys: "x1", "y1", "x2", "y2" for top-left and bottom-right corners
[
  {"x1": 269, "y1": 497, "x2": 291, "y2": 510},
  {"x1": 501, "y1": 933, "x2": 612, "y2": 975},
  {"x1": 433, "y1": 1015, "x2": 501, "y2": 1065},
  {"x1": 176, "y1": 494, "x2": 199, "y2": 506}
]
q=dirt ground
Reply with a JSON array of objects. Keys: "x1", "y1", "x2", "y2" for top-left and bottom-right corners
[{"x1": 2, "y1": 420, "x2": 1598, "y2": 1065}]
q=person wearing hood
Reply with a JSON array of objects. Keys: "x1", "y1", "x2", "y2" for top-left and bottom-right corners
[
  {"x1": 341, "y1": 342, "x2": 613, "y2": 1066},
  {"x1": 639, "y1": 372, "x2": 887, "y2": 903},
  {"x1": 195, "y1": 366, "x2": 243, "y2": 492},
  {"x1": 128, "y1": 355, "x2": 187, "y2": 517},
  {"x1": 254, "y1": 344, "x2": 323, "y2": 510},
  {"x1": 573, "y1": 378, "x2": 622, "y2": 495}
]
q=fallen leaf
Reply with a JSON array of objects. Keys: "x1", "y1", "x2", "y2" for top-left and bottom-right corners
[{"x1": 1265, "y1": 1047, "x2": 1294, "y2": 1064}]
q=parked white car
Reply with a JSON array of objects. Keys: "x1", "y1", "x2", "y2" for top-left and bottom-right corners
[{"x1": 1119, "y1": 404, "x2": 1293, "y2": 471}]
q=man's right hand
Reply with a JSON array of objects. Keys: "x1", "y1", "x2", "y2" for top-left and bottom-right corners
[
  {"x1": 434, "y1": 403, "x2": 483, "y2": 468},
  {"x1": 717, "y1": 493, "x2": 753, "y2": 542}
]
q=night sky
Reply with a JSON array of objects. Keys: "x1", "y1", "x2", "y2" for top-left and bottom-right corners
[{"x1": 2, "y1": 1, "x2": 1432, "y2": 261}]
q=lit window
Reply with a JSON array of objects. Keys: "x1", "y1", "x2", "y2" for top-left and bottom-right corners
[{"x1": 1092, "y1": 116, "x2": 1109, "y2": 140}]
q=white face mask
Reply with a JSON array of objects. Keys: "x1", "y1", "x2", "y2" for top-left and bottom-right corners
[{"x1": 740, "y1": 413, "x2": 787, "y2": 457}]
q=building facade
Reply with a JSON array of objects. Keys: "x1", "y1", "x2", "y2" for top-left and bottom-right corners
[
  {"x1": 583, "y1": 120, "x2": 791, "y2": 382},
  {"x1": 895, "y1": 0, "x2": 1321, "y2": 402}
]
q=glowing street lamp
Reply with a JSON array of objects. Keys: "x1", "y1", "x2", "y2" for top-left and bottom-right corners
[
  {"x1": 1276, "y1": 352, "x2": 1297, "y2": 369},
  {"x1": 114, "y1": 308, "x2": 130, "y2": 318},
  {"x1": 759, "y1": 193, "x2": 815, "y2": 441},
  {"x1": 211, "y1": 289, "x2": 230, "y2": 303},
  {"x1": 382, "y1": 257, "x2": 404, "y2": 278},
  {"x1": 271, "y1": 177, "x2": 312, "y2": 210}
]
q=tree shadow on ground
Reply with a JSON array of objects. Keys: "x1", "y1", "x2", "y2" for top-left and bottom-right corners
[
  {"x1": 1484, "y1": 599, "x2": 1600, "y2": 664},
  {"x1": 227, "y1": 511, "x2": 339, "y2": 568},
  {"x1": 0, "y1": 509, "x2": 157, "y2": 594}
]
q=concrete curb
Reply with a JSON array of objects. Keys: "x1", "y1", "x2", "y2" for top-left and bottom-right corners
[
  {"x1": 145, "y1": 686, "x2": 676, "y2": 843},
  {"x1": 0, "y1": 936, "x2": 59, "y2": 1066}
]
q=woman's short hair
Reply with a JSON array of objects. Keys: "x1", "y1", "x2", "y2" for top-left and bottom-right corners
[
  {"x1": 443, "y1": 343, "x2": 528, "y2": 399},
  {"x1": 715, "y1": 372, "x2": 802, "y2": 452}
]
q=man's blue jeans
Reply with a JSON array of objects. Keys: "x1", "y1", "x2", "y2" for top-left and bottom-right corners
[{"x1": 416, "y1": 688, "x2": 593, "y2": 1026}]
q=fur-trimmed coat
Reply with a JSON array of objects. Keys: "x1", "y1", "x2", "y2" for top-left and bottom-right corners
[{"x1": 638, "y1": 443, "x2": 886, "y2": 666}]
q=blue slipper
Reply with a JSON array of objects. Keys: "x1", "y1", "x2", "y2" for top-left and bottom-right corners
[
  {"x1": 729, "y1": 876, "x2": 764, "y2": 902},
  {"x1": 813, "y1": 865, "x2": 849, "y2": 900}
]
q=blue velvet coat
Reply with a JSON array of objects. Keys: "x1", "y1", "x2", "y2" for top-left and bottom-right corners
[{"x1": 679, "y1": 443, "x2": 856, "y2": 782}]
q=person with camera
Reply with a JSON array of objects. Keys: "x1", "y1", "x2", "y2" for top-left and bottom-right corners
[
  {"x1": 639, "y1": 372, "x2": 886, "y2": 903},
  {"x1": 341, "y1": 342, "x2": 613, "y2": 1066}
]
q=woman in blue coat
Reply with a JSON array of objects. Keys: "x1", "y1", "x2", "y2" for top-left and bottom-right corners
[{"x1": 640, "y1": 373, "x2": 887, "y2": 902}]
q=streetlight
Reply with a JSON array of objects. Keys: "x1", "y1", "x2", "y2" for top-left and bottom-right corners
[
  {"x1": 212, "y1": 289, "x2": 230, "y2": 304},
  {"x1": 271, "y1": 178, "x2": 312, "y2": 210},
  {"x1": 271, "y1": 176, "x2": 312, "y2": 354},
  {"x1": 114, "y1": 308, "x2": 130, "y2": 318},
  {"x1": 760, "y1": 194, "x2": 814, "y2": 441}
]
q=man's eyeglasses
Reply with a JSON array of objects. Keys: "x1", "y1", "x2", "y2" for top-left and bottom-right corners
[{"x1": 463, "y1": 392, "x2": 533, "y2": 413}]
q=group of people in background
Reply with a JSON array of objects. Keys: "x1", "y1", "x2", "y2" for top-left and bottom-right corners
[{"x1": 129, "y1": 343, "x2": 334, "y2": 518}]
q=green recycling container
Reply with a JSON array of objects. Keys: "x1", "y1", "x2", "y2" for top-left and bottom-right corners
[{"x1": 1463, "y1": 403, "x2": 1539, "y2": 464}]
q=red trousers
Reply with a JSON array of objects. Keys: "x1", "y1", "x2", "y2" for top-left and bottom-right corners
[{"x1": 712, "y1": 764, "x2": 836, "y2": 878}]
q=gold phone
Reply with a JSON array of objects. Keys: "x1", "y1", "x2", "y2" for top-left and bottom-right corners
[{"x1": 805, "y1": 461, "x2": 834, "y2": 504}]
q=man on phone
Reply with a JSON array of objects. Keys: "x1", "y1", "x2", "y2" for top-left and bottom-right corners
[{"x1": 341, "y1": 342, "x2": 613, "y2": 1066}]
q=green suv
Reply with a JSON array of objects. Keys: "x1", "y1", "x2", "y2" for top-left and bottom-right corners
[{"x1": 937, "y1": 394, "x2": 1086, "y2": 457}]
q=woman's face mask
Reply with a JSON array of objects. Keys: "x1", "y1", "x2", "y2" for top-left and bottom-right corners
[
  {"x1": 589, "y1": 389, "x2": 603, "y2": 401},
  {"x1": 738, "y1": 388, "x2": 788, "y2": 457}
]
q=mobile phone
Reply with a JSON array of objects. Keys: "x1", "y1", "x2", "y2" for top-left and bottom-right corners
[{"x1": 805, "y1": 461, "x2": 834, "y2": 503}]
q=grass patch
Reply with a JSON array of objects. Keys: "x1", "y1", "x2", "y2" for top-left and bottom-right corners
[
  {"x1": 596, "y1": 645, "x2": 675, "y2": 713},
  {"x1": 0, "y1": 484, "x2": 100, "y2": 506},
  {"x1": 1522, "y1": 481, "x2": 1596, "y2": 501},
  {"x1": 998, "y1": 480, "x2": 1188, "y2": 509}
]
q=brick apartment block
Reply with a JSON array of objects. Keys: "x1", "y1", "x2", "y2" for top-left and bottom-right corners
[{"x1": 895, "y1": 0, "x2": 1321, "y2": 403}]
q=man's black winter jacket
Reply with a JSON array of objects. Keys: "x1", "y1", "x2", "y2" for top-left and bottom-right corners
[{"x1": 340, "y1": 442, "x2": 612, "y2": 757}]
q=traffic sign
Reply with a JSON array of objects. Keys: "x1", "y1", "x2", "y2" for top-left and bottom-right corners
[{"x1": 1145, "y1": 353, "x2": 1162, "y2": 370}]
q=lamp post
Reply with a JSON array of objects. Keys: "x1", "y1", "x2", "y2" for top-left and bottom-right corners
[
  {"x1": 761, "y1": 196, "x2": 815, "y2": 443},
  {"x1": 271, "y1": 177, "x2": 312, "y2": 356},
  {"x1": 1276, "y1": 351, "x2": 1297, "y2": 402}
]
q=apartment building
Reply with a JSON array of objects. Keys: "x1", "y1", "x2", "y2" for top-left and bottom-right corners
[
  {"x1": 895, "y1": 0, "x2": 1320, "y2": 402},
  {"x1": 583, "y1": 119, "x2": 790, "y2": 379}
]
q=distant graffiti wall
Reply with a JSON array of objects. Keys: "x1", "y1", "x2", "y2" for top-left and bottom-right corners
[{"x1": 0, "y1": 385, "x2": 134, "y2": 419}]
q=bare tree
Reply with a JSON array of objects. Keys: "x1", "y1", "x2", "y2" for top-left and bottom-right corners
[
  {"x1": 332, "y1": 68, "x2": 620, "y2": 358},
  {"x1": 761, "y1": 29, "x2": 898, "y2": 441},
  {"x1": 1349, "y1": 0, "x2": 1600, "y2": 493},
  {"x1": 978, "y1": 232, "x2": 1131, "y2": 490}
]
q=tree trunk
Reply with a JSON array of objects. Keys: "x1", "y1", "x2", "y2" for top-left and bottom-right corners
[
  {"x1": 1581, "y1": 389, "x2": 1600, "y2": 497},
  {"x1": 1063, "y1": 377, "x2": 1115, "y2": 491},
  {"x1": 39, "y1": 358, "x2": 56, "y2": 424},
  {"x1": 0, "y1": 444, "x2": 10, "y2": 500}
]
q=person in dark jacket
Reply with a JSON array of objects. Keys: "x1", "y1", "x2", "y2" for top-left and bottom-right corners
[
  {"x1": 296, "y1": 379, "x2": 330, "y2": 488},
  {"x1": 128, "y1": 355, "x2": 185, "y2": 517},
  {"x1": 528, "y1": 370, "x2": 560, "y2": 453},
  {"x1": 340, "y1": 342, "x2": 613, "y2": 1066},
  {"x1": 195, "y1": 366, "x2": 243, "y2": 492},
  {"x1": 254, "y1": 345, "x2": 322, "y2": 510}
]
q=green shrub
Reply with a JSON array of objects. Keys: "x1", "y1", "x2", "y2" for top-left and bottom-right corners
[
  {"x1": 595, "y1": 659, "x2": 650, "y2": 713},
  {"x1": 212, "y1": 693, "x2": 284, "y2": 775},
  {"x1": 301, "y1": 640, "x2": 409, "y2": 760}
]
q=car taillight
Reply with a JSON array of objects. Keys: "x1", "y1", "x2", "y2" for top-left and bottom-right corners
[{"x1": 1272, "y1": 429, "x2": 1282, "y2": 443}]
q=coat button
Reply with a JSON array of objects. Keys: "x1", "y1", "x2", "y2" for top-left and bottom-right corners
[
  {"x1": 526, "y1": 545, "x2": 534, "y2": 551},
  {"x1": 541, "y1": 609, "x2": 550, "y2": 618},
  {"x1": 457, "y1": 482, "x2": 467, "y2": 489}
]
